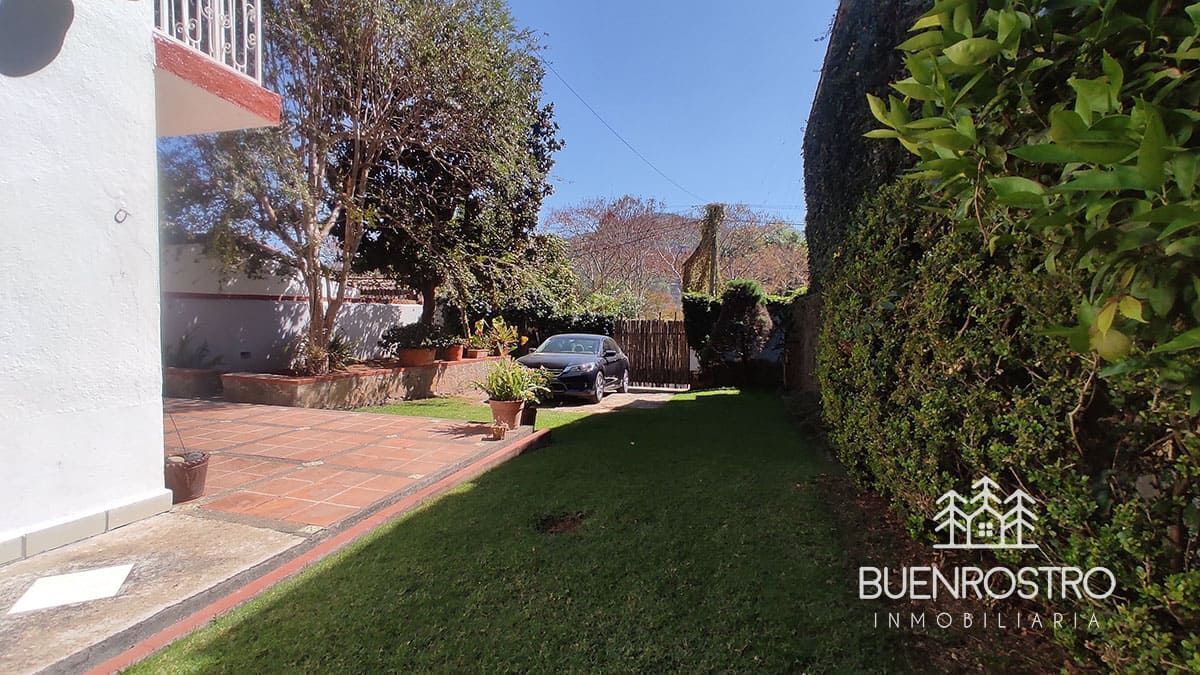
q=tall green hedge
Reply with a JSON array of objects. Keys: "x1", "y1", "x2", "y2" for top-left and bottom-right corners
[{"x1": 818, "y1": 180, "x2": 1198, "y2": 670}]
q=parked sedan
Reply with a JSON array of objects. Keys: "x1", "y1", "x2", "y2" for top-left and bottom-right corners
[{"x1": 517, "y1": 333, "x2": 630, "y2": 403}]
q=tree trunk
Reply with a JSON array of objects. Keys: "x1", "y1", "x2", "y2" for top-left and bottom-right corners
[{"x1": 419, "y1": 277, "x2": 439, "y2": 325}]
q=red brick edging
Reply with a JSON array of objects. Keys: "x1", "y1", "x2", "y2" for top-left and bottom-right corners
[{"x1": 85, "y1": 428, "x2": 551, "y2": 674}]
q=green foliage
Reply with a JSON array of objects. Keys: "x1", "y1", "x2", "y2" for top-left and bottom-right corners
[
  {"x1": 866, "y1": 0, "x2": 1200, "y2": 413},
  {"x1": 378, "y1": 323, "x2": 439, "y2": 352},
  {"x1": 326, "y1": 332, "x2": 356, "y2": 371},
  {"x1": 162, "y1": 333, "x2": 223, "y2": 370},
  {"x1": 818, "y1": 180, "x2": 1199, "y2": 670},
  {"x1": 474, "y1": 359, "x2": 551, "y2": 402},
  {"x1": 682, "y1": 292, "x2": 722, "y2": 353},
  {"x1": 707, "y1": 280, "x2": 772, "y2": 368}
]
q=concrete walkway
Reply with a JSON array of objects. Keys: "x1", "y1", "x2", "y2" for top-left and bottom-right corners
[{"x1": 0, "y1": 401, "x2": 548, "y2": 674}]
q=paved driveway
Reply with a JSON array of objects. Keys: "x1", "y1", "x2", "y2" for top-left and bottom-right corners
[{"x1": 165, "y1": 399, "x2": 535, "y2": 532}]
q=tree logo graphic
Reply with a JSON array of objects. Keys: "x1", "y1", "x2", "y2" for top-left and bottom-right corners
[{"x1": 934, "y1": 476, "x2": 1038, "y2": 550}]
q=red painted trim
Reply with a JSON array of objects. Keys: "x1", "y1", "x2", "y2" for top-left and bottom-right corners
[
  {"x1": 220, "y1": 357, "x2": 502, "y2": 385},
  {"x1": 85, "y1": 428, "x2": 550, "y2": 675},
  {"x1": 154, "y1": 35, "x2": 282, "y2": 126},
  {"x1": 163, "y1": 291, "x2": 419, "y2": 305}
]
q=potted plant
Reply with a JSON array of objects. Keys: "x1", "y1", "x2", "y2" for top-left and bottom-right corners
[
  {"x1": 474, "y1": 359, "x2": 550, "y2": 429},
  {"x1": 435, "y1": 331, "x2": 466, "y2": 362},
  {"x1": 486, "y1": 317, "x2": 519, "y2": 356},
  {"x1": 378, "y1": 323, "x2": 437, "y2": 367},
  {"x1": 164, "y1": 451, "x2": 209, "y2": 503},
  {"x1": 466, "y1": 319, "x2": 490, "y2": 358}
]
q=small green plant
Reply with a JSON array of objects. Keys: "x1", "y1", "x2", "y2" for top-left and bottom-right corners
[
  {"x1": 486, "y1": 317, "x2": 519, "y2": 354},
  {"x1": 326, "y1": 332, "x2": 355, "y2": 371},
  {"x1": 378, "y1": 323, "x2": 436, "y2": 354},
  {"x1": 468, "y1": 320, "x2": 491, "y2": 350},
  {"x1": 474, "y1": 359, "x2": 550, "y2": 402},
  {"x1": 163, "y1": 333, "x2": 224, "y2": 370}
]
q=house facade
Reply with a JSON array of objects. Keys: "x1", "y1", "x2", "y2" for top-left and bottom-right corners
[{"x1": 0, "y1": 0, "x2": 280, "y2": 563}]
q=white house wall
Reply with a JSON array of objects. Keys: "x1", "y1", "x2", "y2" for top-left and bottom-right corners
[
  {"x1": 0, "y1": 1, "x2": 171, "y2": 558},
  {"x1": 161, "y1": 245, "x2": 421, "y2": 371}
]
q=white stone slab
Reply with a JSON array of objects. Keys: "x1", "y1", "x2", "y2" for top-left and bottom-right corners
[{"x1": 7, "y1": 564, "x2": 133, "y2": 614}]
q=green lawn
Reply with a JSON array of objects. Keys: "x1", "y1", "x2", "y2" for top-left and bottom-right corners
[
  {"x1": 359, "y1": 396, "x2": 592, "y2": 430},
  {"x1": 133, "y1": 390, "x2": 909, "y2": 673}
]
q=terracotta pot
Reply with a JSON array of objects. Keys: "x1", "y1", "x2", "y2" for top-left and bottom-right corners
[
  {"x1": 488, "y1": 399, "x2": 525, "y2": 429},
  {"x1": 519, "y1": 404, "x2": 538, "y2": 427},
  {"x1": 465, "y1": 348, "x2": 489, "y2": 359},
  {"x1": 441, "y1": 344, "x2": 464, "y2": 362},
  {"x1": 396, "y1": 347, "x2": 436, "y2": 367},
  {"x1": 164, "y1": 452, "x2": 209, "y2": 504}
]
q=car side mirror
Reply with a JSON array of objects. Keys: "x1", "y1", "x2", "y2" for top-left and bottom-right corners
[{"x1": 603, "y1": 349, "x2": 618, "y2": 358}]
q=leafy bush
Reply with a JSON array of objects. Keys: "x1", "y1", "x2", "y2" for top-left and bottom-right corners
[
  {"x1": 378, "y1": 323, "x2": 436, "y2": 353},
  {"x1": 866, "y1": 0, "x2": 1200, "y2": 410},
  {"x1": 542, "y1": 311, "x2": 617, "y2": 338},
  {"x1": 326, "y1": 332, "x2": 356, "y2": 370},
  {"x1": 682, "y1": 292, "x2": 722, "y2": 353},
  {"x1": 707, "y1": 280, "x2": 772, "y2": 369},
  {"x1": 818, "y1": 180, "x2": 1199, "y2": 670},
  {"x1": 474, "y1": 359, "x2": 550, "y2": 402}
]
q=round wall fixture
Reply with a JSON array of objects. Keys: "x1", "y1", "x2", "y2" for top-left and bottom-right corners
[{"x1": 0, "y1": 0, "x2": 75, "y2": 77}]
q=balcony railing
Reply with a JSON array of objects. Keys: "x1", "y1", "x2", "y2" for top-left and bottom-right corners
[{"x1": 154, "y1": 0, "x2": 263, "y2": 83}]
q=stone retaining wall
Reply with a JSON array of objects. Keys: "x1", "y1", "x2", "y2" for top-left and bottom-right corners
[{"x1": 220, "y1": 357, "x2": 500, "y2": 409}]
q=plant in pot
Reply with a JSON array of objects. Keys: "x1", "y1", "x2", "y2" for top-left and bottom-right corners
[
  {"x1": 434, "y1": 330, "x2": 466, "y2": 362},
  {"x1": 378, "y1": 323, "x2": 437, "y2": 367},
  {"x1": 474, "y1": 359, "x2": 550, "y2": 429},
  {"x1": 486, "y1": 317, "x2": 519, "y2": 356},
  {"x1": 164, "y1": 451, "x2": 210, "y2": 503},
  {"x1": 466, "y1": 320, "x2": 491, "y2": 358}
]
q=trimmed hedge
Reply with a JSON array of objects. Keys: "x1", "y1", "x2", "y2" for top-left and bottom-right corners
[
  {"x1": 682, "y1": 292, "x2": 722, "y2": 354},
  {"x1": 817, "y1": 180, "x2": 1199, "y2": 669}
]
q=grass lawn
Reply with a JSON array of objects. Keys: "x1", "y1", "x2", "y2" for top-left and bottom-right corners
[
  {"x1": 359, "y1": 396, "x2": 591, "y2": 430},
  {"x1": 133, "y1": 390, "x2": 910, "y2": 673}
]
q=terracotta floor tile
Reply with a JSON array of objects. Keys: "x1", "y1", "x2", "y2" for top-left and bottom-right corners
[
  {"x1": 288, "y1": 482, "x2": 349, "y2": 502},
  {"x1": 358, "y1": 474, "x2": 415, "y2": 492},
  {"x1": 243, "y1": 496, "x2": 314, "y2": 520},
  {"x1": 326, "y1": 487, "x2": 389, "y2": 508},
  {"x1": 251, "y1": 477, "x2": 312, "y2": 496},
  {"x1": 398, "y1": 459, "x2": 451, "y2": 475},
  {"x1": 203, "y1": 491, "x2": 274, "y2": 514},
  {"x1": 288, "y1": 502, "x2": 358, "y2": 528}
]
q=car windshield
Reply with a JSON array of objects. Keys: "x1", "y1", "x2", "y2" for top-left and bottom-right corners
[{"x1": 537, "y1": 336, "x2": 601, "y2": 355}]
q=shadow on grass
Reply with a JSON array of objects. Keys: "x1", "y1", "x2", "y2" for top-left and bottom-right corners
[{"x1": 134, "y1": 390, "x2": 915, "y2": 673}]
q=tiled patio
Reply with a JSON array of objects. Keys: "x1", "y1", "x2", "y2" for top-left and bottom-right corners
[{"x1": 165, "y1": 399, "x2": 524, "y2": 532}]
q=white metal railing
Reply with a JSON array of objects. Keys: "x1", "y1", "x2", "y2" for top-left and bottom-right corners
[{"x1": 154, "y1": 0, "x2": 263, "y2": 83}]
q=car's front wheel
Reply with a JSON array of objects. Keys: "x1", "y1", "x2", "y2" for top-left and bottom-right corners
[
  {"x1": 617, "y1": 369, "x2": 629, "y2": 393},
  {"x1": 588, "y1": 372, "x2": 604, "y2": 403}
]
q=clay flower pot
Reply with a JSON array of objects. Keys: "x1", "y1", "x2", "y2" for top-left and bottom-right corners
[
  {"x1": 165, "y1": 452, "x2": 210, "y2": 504},
  {"x1": 465, "y1": 348, "x2": 489, "y2": 359},
  {"x1": 396, "y1": 347, "x2": 436, "y2": 367},
  {"x1": 488, "y1": 399, "x2": 525, "y2": 429},
  {"x1": 441, "y1": 344, "x2": 464, "y2": 362}
]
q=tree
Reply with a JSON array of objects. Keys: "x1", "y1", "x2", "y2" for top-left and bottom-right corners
[
  {"x1": 349, "y1": 0, "x2": 562, "y2": 326},
  {"x1": 160, "y1": 0, "x2": 481, "y2": 373}
]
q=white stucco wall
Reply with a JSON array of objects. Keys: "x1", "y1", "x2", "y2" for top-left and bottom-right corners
[
  {"x1": 161, "y1": 245, "x2": 421, "y2": 372},
  {"x1": 0, "y1": 1, "x2": 171, "y2": 545}
]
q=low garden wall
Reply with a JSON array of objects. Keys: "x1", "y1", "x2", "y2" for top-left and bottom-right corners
[
  {"x1": 163, "y1": 367, "x2": 223, "y2": 399},
  {"x1": 220, "y1": 357, "x2": 501, "y2": 409}
]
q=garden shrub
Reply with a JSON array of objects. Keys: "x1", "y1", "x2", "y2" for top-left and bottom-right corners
[
  {"x1": 707, "y1": 280, "x2": 772, "y2": 372},
  {"x1": 682, "y1": 292, "x2": 722, "y2": 353},
  {"x1": 818, "y1": 180, "x2": 1199, "y2": 670}
]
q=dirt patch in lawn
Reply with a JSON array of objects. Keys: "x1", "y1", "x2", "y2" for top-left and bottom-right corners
[
  {"x1": 534, "y1": 512, "x2": 588, "y2": 535},
  {"x1": 806, "y1": 473, "x2": 1079, "y2": 674}
]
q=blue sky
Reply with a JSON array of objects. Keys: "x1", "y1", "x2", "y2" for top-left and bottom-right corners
[{"x1": 506, "y1": 0, "x2": 841, "y2": 230}]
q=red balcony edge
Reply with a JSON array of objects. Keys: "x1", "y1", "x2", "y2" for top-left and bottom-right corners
[{"x1": 154, "y1": 35, "x2": 282, "y2": 126}]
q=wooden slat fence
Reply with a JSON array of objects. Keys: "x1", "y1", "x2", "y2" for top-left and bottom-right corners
[{"x1": 612, "y1": 319, "x2": 691, "y2": 388}]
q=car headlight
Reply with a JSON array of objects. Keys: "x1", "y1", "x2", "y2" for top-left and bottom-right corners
[{"x1": 561, "y1": 362, "x2": 597, "y2": 376}]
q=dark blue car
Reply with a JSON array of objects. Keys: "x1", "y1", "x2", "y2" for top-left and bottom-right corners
[{"x1": 516, "y1": 333, "x2": 630, "y2": 403}]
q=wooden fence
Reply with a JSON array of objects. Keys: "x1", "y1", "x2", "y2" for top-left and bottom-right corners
[{"x1": 612, "y1": 319, "x2": 691, "y2": 388}]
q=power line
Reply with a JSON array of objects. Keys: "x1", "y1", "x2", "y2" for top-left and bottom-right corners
[{"x1": 538, "y1": 57, "x2": 706, "y2": 204}]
